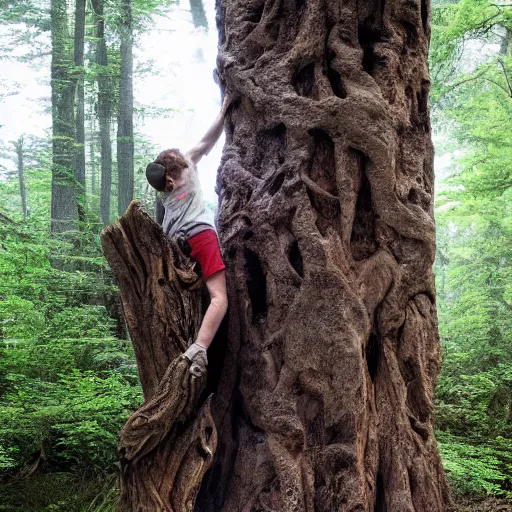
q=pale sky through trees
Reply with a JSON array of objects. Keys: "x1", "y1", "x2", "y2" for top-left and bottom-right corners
[
  {"x1": 0, "y1": 0, "x2": 503, "y2": 204},
  {"x1": 0, "y1": 0, "x2": 222, "y2": 203}
]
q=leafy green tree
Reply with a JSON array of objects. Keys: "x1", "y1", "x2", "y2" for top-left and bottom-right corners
[{"x1": 430, "y1": 0, "x2": 512, "y2": 497}]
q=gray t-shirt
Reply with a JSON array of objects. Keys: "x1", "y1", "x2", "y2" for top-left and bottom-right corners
[{"x1": 161, "y1": 153, "x2": 214, "y2": 239}]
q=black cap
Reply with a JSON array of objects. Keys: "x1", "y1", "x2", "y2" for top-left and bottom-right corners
[{"x1": 146, "y1": 162, "x2": 166, "y2": 191}]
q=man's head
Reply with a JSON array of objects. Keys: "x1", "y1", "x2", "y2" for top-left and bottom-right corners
[{"x1": 146, "y1": 149, "x2": 188, "y2": 192}]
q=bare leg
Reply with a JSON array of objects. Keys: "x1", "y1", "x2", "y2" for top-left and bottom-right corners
[
  {"x1": 196, "y1": 270, "x2": 228, "y2": 349},
  {"x1": 184, "y1": 270, "x2": 228, "y2": 375}
]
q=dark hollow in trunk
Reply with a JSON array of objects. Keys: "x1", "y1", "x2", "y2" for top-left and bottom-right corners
[{"x1": 194, "y1": 0, "x2": 450, "y2": 510}]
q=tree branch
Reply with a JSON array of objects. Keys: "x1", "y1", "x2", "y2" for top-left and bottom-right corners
[{"x1": 497, "y1": 58, "x2": 512, "y2": 96}]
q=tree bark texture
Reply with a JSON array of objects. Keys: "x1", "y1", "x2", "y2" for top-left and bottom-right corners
[
  {"x1": 195, "y1": 1, "x2": 450, "y2": 511},
  {"x1": 101, "y1": 202, "x2": 217, "y2": 512},
  {"x1": 117, "y1": 0, "x2": 134, "y2": 217},
  {"x1": 92, "y1": 0, "x2": 113, "y2": 226},
  {"x1": 74, "y1": 0, "x2": 86, "y2": 221},
  {"x1": 50, "y1": 0, "x2": 78, "y2": 234}
]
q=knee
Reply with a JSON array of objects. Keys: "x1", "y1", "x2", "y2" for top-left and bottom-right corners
[{"x1": 212, "y1": 294, "x2": 228, "y2": 316}]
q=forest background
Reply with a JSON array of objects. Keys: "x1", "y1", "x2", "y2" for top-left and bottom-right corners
[{"x1": 0, "y1": 0, "x2": 510, "y2": 510}]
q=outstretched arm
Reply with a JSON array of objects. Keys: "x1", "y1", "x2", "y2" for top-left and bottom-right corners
[{"x1": 187, "y1": 95, "x2": 230, "y2": 165}]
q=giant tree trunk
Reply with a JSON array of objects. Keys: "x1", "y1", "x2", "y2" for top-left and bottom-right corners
[
  {"x1": 50, "y1": 0, "x2": 78, "y2": 234},
  {"x1": 117, "y1": 0, "x2": 134, "y2": 217},
  {"x1": 105, "y1": 1, "x2": 450, "y2": 510},
  {"x1": 195, "y1": 0, "x2": 450, "y2": 511}
]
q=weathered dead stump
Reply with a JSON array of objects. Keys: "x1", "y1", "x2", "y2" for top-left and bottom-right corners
[{"x1": 101, "y1": 201, "x2": 217, "y2": 512}]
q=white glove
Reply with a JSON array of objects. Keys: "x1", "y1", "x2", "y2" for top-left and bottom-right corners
[{"x1": 184, "y1": 343, "x2": 208, "y2": 377}]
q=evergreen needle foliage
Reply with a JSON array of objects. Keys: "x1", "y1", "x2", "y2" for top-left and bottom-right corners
[{"x1": 431, "y1": 0, "x2": 512, "y2": 500}]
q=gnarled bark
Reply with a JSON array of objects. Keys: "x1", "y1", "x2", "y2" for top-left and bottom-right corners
[
  {"x1": 194, "y1": 0, "x2": 450, "y2": 511},
  {"x1": 101, "y1": 202, "x2": 217, "y2": 511}
]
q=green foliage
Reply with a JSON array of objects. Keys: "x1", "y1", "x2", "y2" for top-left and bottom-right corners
[
  {"x1": 431, "y1": 0, "x2": 512, "y2": 501},
  {"x1": 0, "y1": 217, "x2": 141, "y2": 479},
  {"x1": 0, "y1": 370, "x2": 140, "y2": 473},
  {"x1": 0, "y1": 473, "x2": 118, "y2": 512},
  {"x1": 431, "y1": 0, "x2": 512, "y2": 103},
  {"x1": 438, "y1": 433, "x2": 512, "y2": 498}
]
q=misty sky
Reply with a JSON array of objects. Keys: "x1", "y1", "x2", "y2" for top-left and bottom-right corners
[
  {"x1": 0, "y1": 0, "x2": 222, "y2": 203},
  {"x1": 0, "y1": 1, "x2": 503, "y2": 205}
]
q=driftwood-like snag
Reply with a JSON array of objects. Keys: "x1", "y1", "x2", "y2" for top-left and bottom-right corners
[{"x1": 101, "y1": 201, "x2": 217, "y2": 512}]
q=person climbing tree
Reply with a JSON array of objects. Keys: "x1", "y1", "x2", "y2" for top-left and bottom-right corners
[
  {"x1": 145, "y1": 95, "x2": 230, "y2": 376},
  {"x1": 102, "y1": 0, "x2": 451, "y2": 509}
]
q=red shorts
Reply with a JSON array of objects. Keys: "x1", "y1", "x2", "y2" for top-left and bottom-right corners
[{"x1": 188, "y1": 229, "x2": 226, "y2": 281}]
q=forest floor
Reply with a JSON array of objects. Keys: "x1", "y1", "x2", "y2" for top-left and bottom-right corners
[
  {"x1": 454, "y1": 497, "x2": 512, "y2": 511},
  {"x1": 1, "y1": 474, "x2": 511, "y2": 512}
]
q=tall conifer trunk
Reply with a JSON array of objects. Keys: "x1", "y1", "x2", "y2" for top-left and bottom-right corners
[
  {"x1": 190, "y1": 0, "x2": 208, "y2": 29},
  {"x1": 117, "y1": 0, "x2": 134, "y2": 216},
  {"x1": 74, "y1": 0, "x2": 86, "y2": 221},
  {"x1": 90, "y1": 116, "x2": 98, "y2": 197},
  {"x1": 92, "y1": 0, "x2": 113, "y2": 225},
  {"x1": 14, "y1": 136, "x2": 27, "y2": 220},
  {"x1": 50, "y1": 0, "x2": 78, "y2": 234}
]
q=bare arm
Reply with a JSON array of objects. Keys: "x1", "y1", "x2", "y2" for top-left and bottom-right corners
[{"x1": 187, "y1": 95, "x2": 230, "y2": 165}]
